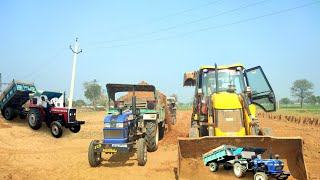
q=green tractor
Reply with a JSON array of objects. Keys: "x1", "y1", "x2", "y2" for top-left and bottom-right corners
[{"x1": 106, "y1": 83, "x2": 167, "y2": 152}]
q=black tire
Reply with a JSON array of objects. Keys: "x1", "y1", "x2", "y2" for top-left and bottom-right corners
[
  {"x1": 189, "y1": 127, "x2": 199, "y2": 138},
  {"x1": 233, "y1": 162, "x2": 247, "y2": 178},
  {"x1": 145, "y1": 121, "x2": 159, "y2": 152},
  {"x1": 88, "y1": 140, "x2": 102, "y2": 167},
  {"x1": 199, "y1": 125, "x2": 209, "y2": 137},
  {"x1": 69, "y1": 125, "x2": 81, "y2": 133},
  {"x1": 209, "y1": 162, "x2": 219, "y2": 172},
  {"x1": 19, "y1": 108, "x2": 27, "y2": 119},
  {"x1": 28, "y1": 108, "x2": 42, "y2": 130},
  {"x1": 4, "y1": 107, "x2": 15, "y2": 120},
  {"x1": 50, "y1": 121, "x2": 63, "y2": 138},
  {"x1": 158, "y1": 122, "x2": 165, "y2": 140},
  {"x1": 254, "y1": 172, "x2": 268, "y2": 180},
  {"x1": 137, "y1": 138, "x2": 147, "y2": 166}
]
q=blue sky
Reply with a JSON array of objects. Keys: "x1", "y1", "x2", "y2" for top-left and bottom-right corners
[{"x1": 1, "y1": 0, "x2": 320, "y2": 103}]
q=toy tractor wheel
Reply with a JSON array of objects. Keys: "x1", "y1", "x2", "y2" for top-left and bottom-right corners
[
  {"x1": 28, "y1": 108, "x2": 42, "y2": 130},
  {"x1": 145, "y1": 121, "x2": 159, "y2": 152},
  {"x1": 69, "y1": 125, "x2": 81, "y2": 133},
  {"x1": 4, "y1": 107, "x2": 16, "y2": 120},
  {"x1": 209, "y1": 162, "x2": 219, "y2": 172},
  {"x1": 88, "y1": 140, "x2": 102, "y2": 167},
  {"x1": 137, "y1": 138, "x2": 147, "y2": 166},
  {"x1": 50, "y1": 121, "x2": 63, "y2": 138},
  {"x1": 233, "y1": 162, "x2": 247, "y2": 178},
  {"x1": 254, "y1": 172, "x2": 268, "y2": 180}
]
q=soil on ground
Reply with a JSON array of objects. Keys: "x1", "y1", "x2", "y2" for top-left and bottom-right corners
[{"x1": 0, "y1": 110, "x2": 319, "y2": 179}]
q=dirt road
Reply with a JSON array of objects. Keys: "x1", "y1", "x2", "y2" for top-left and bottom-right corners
[{"x1": 0, "y1": 110, "x2": 319, "y2": 180}]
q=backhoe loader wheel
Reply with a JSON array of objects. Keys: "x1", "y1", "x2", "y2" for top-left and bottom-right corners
[
  {"x1": 137, "y1": 138, "x2": 147, "y2": 166},
  {"x1": 4, "y1": 107, "x2": 15, "y2": 120},
  {"x1": 189, "y1": 127, "x2": 199, "y2": 138},
  {"x1": 28, "y1": 108, "x2": 42, "y2": 130},
  {"x1": 50, "y1": 121, "x2": 63, "y2": 138},
  {"x1": 233, "y1": 163, "x2": 247, "y2": 178},
  {"x1": 145, "y1": 121, "x2": 159, "y2": 152},
  {"x1": 209, "y1": 162, "x2": 219, "y2": 172},
  {"x1": 88, "y1": 140, "x2": 102, "y2": 167},
  {"x1": 199, "y1": 125, "x2": 209, "y2": 136},
  {"x1": 254, "y1": 172, "x2": 268, "y2": 180}
]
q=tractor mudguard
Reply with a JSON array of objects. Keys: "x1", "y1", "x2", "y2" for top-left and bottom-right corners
[{"x1": 177, "y1": 136, "x2": 307, "y2": 180}]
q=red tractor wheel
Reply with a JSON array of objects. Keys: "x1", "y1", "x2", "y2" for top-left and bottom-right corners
[
  {"x1": 50, "y1": 121, "x2": 63, "y2": 138},
  {"x1": 69, "y1": 125, "x2": 81, "y2": 133}
]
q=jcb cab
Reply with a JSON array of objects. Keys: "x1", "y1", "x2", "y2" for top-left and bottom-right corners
[{"x1": 184, "y1": 64, "x2": 276, "y2": 137}]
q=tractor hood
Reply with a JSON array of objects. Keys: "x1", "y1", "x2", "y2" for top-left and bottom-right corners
[
  {"x1": 212, "y1": 92, "x2": 242, "y2": 109},
  {"x1": 104, "y1": 111, "x2": 132, "y2": 123}
]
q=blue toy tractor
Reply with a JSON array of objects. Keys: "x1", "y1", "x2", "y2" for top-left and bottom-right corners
[{"x1": 88, "y1": 83, "x2": 162, "y2": 167}]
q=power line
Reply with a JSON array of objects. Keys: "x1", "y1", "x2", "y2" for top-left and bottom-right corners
[
  {"x1": 26, "y1": 47, "x2": 69, "y2": 81},
  {"x1": 95, "y1": 0, "x2": 223, "y2": 35},
  {"x1": 92, "y1": 0, "x2": 320, "y2": 50},
  {"x1": 87, "y1": 0, "x2": 269, "y2": 46}
]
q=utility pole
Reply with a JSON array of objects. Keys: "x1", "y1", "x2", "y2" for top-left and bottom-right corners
[{"x1": 69, "y1": 38, "x2": 82, "y2": 108}]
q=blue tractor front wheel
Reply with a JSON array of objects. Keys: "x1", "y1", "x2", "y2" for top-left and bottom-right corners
[
  {"x1": 137, "y1": 138, "x2": 147, "y2": 166},
  {"x1": 88, "y1": 140, "x2": 102, "y2": 167}
]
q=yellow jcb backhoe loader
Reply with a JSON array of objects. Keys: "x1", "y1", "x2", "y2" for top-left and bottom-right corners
[{"x1": 178, "y1": 64, "x2": 307, "y2": 180}]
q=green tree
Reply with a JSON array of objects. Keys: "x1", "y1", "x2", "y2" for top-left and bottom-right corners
[
  {"x1": 290, "y1": 79, "x2": 314, "y2": 108},
  {"x1": 75, "y1": 99, "x2": 86, "y2": 107},
  {"x1": 280, "y1": 97, "x2": 291, "y2": 105},
  {"x1": 83, "y1": 79, "x2": 102, "y2": 110}
]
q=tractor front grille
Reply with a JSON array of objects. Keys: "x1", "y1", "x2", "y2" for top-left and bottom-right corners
[
  {"x1": 69, "y1": 109, "x2": 76, "y2": 122},
  {"x1": 104, "y1": 130, "x2": 123, "y2": 139}
]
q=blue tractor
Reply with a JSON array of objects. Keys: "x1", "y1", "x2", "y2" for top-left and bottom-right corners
[
  {"x1": 88, "y1": 83, "x2": 161, "y2": 167},
  {"x1": 203, "y1": 145, "x2": 290, "y2": 180}
]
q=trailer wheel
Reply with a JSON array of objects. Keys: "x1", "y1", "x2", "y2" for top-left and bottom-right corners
[
  {"x1": 254, "y1": 172, "x2": 268, "y2": 180},
  {"x1": 4, "y1": 107, "x2": 15, "y2": 120},
  {"x1": 234, "y1": 162, "x2": 247, "y2": 178},
  {"x1": 19, "y1": 108, "x2": 27, "y2": 119},
  {"x1": 209, "y1": 162, "x2": 219, "y2": 172},
  {"x1": 88, "y1": 140, "x2": 102, "y2": 167},
  {"x1": 50, "y1": 121, "x2": 63, "y2": 138},
  {"x1": 69, "y1": 125, "x2": 81, "y2": 133},
  {"x1": 158, "y1": 122, "x2": 165, "y2": 140},
  {"x1": 137, "y1": 138, "x2": 147, "y2": 166},
  {"x1": 28, "y1": 108, "x2": 42, "y2": 130},
  {"x1": 145, "y1": 121, "x2": 159, "y2": 152}
]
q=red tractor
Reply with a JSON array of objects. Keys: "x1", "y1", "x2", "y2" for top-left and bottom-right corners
[{"x1": 27, "y1": 91, "x2": 85, "y2": 138}]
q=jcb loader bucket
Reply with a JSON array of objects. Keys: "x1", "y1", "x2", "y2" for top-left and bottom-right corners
[{"x1": 177, "y1": 136, "x2": 308, "y2": 180}]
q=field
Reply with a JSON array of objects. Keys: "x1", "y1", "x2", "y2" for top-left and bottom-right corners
[{"x1": 0, "y1": 110, "x2": 319, "y2": 180}]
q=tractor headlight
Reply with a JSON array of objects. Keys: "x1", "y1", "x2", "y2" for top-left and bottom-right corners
[
  {"x1": 274, "y1": 163, "x2": 280, "y2": 166},
  {"x1": 105, "y1": 123, "x2": 111, "y2": 128},
  {"x1": 116, "y1": 123, "x2": 124, "y2": 128}
]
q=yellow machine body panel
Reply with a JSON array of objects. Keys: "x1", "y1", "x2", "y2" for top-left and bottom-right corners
[{"x1": 212, "y1": 92, "x2": 242, "y2": 109}]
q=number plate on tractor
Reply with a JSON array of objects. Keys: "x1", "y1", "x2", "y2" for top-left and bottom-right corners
[{"x1": 103, "y1": 148, "x2": 117, "y2": 153}]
